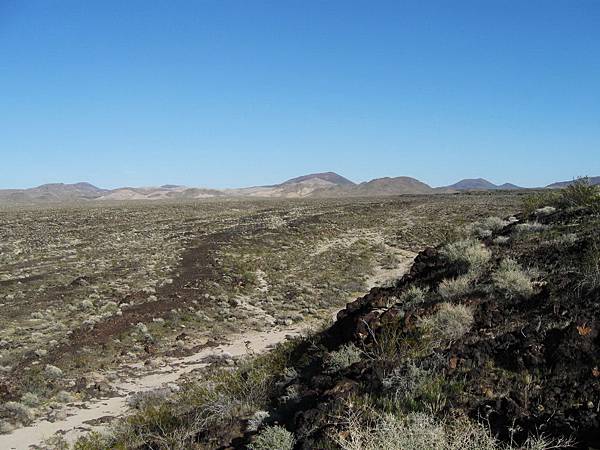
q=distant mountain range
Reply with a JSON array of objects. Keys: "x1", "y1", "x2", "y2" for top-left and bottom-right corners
[{"x1": 1, "y1": 173, "x2": 598, "y2": 204}]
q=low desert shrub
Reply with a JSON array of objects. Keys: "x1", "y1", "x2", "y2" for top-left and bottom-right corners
[
  {"x1": 578, "y1": 241, "x2": 600, "y2": 292},
  {"x1": 333, "y1": 410, "x2": 572, "y2": 450},
  {"x1": 515, "y1": 222, "x2": 546, "y2": 233},
  {"x1": 249, "y1": 425, "x2": 295, "y2": 450},
  {"x1": 493, "y1": 236, "x2": 510, "y2": 246},
  {"x1": 492, "y1": 259, "x2": 534, "y2": 299},
  {"x1": 1, "y1": 401, "x2": 33, "y2": 425},
  {"x1": 127, "y1": 388, "x2": 172, "y2": 409},
  {"x1": 382, "y1": 363, "x2": 431, "y2": 404},
  {"x1": 20, "y1": 392, "x2": 40, "y2": 407},
  {"x1": 468, "y1": 216, "x2": 510, "y2": 238},
  {"x1": 523, "y1": 178, "x2": 599, "y2": 213},
  {"x1": 0, "y1": 420, "x2": 15, "y2": 434},
  {"x1": 535, "y1": 206, "x2": 556, "y2": 216},
  {"x1": 522, "y1": 191, "x2": 561, "y2": 215},
  {"x1": 419, "y1": 303, "x2": 473, "y2": 343},
  {"x1": 55, "y1": 391, "x2": 74, "y2": 403},
  {"x1": 399, "y1": 286, "x2": 428, "y2": 307},
  {"x1": 247, "y1": 410, "x2": 270, "y2": 432},
  {"x1": 440, "y1": 239, "x2": 491, "y2": 274},
  {"x1": 438, "y1": 275, "x2": 473, "y2": 300},
  {"x1": 333, "y1": 411, "x2": 498, "y2": 450},
  {"x1": 324, "y1": 343, "x2": 362, "y2": 373},
  {"x1": 44, "y1": 364, "x2": 63, "y2": 379}
]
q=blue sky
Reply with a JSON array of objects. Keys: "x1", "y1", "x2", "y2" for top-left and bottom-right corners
[{"x1": 1, "y1": 0, "x2": 599, "y2": 189}]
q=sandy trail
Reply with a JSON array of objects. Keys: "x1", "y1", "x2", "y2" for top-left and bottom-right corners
[{"x1": 0, "y1": 251, "x2": 415, "y2": 449}]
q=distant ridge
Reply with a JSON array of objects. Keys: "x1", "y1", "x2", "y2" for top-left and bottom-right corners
[
  {"x1": 2, "y1": 173, "x2": 598, "y2": 204},
  {"x1": 0, "y1": 182, "x2": 107, "y2": 203}
]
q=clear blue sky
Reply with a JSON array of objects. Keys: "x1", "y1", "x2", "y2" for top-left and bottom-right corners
[{"x1": 1, "y1": 0, "x2": 599, "y2": 189}]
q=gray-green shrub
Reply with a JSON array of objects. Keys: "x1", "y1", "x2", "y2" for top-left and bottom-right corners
[
  {"x1": 440, "y1": 239, "x2": 491, "y2": 274},
  {"x1": 492, "y1": 258, "x2": 534, "y2": 299},
  {"x1": 419, "y1": 303, "x2": 473, "y2": 342},
  {"x1": 249, "y1": 425, "x2": 295, "y2": 450},
  {"x1": 438, "y1": 276, "x2": 473, "y2": 300},
  {"x1": 324, "y1": 343, "x2": 362, "y2": 373}
]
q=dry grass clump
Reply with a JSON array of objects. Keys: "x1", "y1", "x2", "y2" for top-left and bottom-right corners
[
  {"x1": 333, "y1": 409, "x2": 573, "y2": 450},
  {"x1": 1, "y1": 401, "x2": 33, "y2": 425},
  {"x1": 440, "y1": 239, "x2": 491, "y2": 274},
  {"x1": 382, "y1": 363, "x2": 432, "y2": 405},
  {"x1": 535, "y1": 206, "x2": 556, "y2": 216},
  {"x1": 492, "y1": 259, "x2": 534, "y2": 299},
  {"x1": 20, "y1": 392, "x2": 40, "y2": 407},
  {"x1": 515, "y1": 222, "x2": 546, "y2": 233},
  {"x1": 324, "y1": 343, "x2": 362, "y2": 373},
  {"x1": 493, "y1": 236, "x2": 510, "y2": 246},
  {"x1": 468, "y1": 216, "x2": 510, "y2": 238},
  {"x1": 0, "y1": 420, "x2": 16, "y2": 434},
  {"x1": 334, "y1": 411, "x2": 498, "y2": 450},
  {"x1": 578, "y1": 241, "x2": 600, "y2": 293},
  {"x1": 248, "y1": 425, "x2": 295, "y2": 450},
  {"x1": 419, "y1": 303, "x2": 473, "y2": 343},
  {"x1": 438, "y1": 276, "x2": 473, "y2": 300},
  {"x1": 246, "y1": 410, "x2": 270, "y2": 432}
]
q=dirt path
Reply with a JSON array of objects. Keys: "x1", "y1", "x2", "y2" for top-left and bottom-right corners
[
  {"x1": 0, "y1": 251, "x2": 416, "y2": 449},
  {"x1": 0, "y1": 324, "x2": 312, "y2": 449}
]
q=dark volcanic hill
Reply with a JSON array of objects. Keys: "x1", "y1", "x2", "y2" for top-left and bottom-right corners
[
  {"x1": 440, "y1": 178, "x2": 524, "y2": 192},
  {"x1": 449, "y1": 178, "x2": 498, "y2": 190},
  {"x1": 352, "y1": 176, "x2": 434, "y2": 195},
  {"x1": 280, "y1": 171, "x2": 355, "y2": 186},
  {"x1": 309, "y1": 176, "x2": 434, "y2": 198}
]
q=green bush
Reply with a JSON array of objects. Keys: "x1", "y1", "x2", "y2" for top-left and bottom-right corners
[
  {"x1": 522, "y1": 178, "x2": 599, "y2": 214},
  {"x1": 522, "y1": 191, "x2": 560, "y2": 215},
  {"x1": 558, "y1": 177, "x2": 600, "y2": 208}
]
